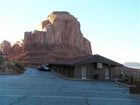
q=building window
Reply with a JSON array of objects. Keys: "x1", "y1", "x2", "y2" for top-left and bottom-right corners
[{"x1": 97, "y1": 63, "x2": 102, "y2": 69}]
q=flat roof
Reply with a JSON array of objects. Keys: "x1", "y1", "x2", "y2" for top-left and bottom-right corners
[{"x1": 50, "y1": 54, "x2": 123, "y2": 67}]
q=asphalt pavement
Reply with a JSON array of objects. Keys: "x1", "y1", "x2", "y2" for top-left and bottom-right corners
[{"x1": 0, "y1": 68, "x2": 140, "y2": 105}]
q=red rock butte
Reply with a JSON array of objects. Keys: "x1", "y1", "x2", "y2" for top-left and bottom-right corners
[{"x1": 18, "y1": 11, "x2": 92, "y2": 65}]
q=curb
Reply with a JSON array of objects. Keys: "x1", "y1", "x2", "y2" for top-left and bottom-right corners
[{"x1": 115, "y1": 80, "x2": 135, "y2": 87}]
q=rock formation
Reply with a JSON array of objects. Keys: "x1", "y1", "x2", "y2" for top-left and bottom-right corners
[
  {"x1": 0, "y1": 40, "x2": 11, "y2": 55},
  {"x1": 10, "y1": 43, "x2": 23, "y2": 60},
  {"x1": 18, "y1": 11, "x2": 92, "y2": 65},
  {"x1": 0, "y1": 40, "x2": 23, "y2": 60}
]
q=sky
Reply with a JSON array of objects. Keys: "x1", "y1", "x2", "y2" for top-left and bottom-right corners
[{"x1": 0, "y1": 0, "x2": 140, "y2": 64}]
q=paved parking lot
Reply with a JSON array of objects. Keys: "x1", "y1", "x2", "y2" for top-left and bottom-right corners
[{"x1": 0, "y1": 68, "x2": 140, "y2": 105}]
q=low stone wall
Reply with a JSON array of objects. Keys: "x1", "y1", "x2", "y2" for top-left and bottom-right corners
[{"x1": 129, "y1": 80, "x2": 140, "y2": 94}]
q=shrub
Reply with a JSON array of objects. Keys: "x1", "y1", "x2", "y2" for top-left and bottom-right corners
[
  {"x1": 0, "y1": 56, "x2": 5, "y2": 65},
  {"x1": 118, "y1": 74, "x2": 134, "y2": 85},
  {"x1": 15, "y1": 62, "x2": 25, "y2": 71}
]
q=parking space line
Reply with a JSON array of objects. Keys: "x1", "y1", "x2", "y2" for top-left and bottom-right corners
[
  {"x1": 68, "y1": 86, "x2": 127, "y2": 90},
  {"x1": 0, "y1": 95, "x2": 140, "y2": 102},
  {"x1": 0, "y1": 89, "x2": 128, "y2": 95},
  {"x1": 0, "y1": 88, "x2": 128, "y2": 94}
]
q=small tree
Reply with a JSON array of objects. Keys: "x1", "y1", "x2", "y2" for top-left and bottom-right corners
[{"x1": 0, "y1": 55, "x2": 5, "y2": 65}]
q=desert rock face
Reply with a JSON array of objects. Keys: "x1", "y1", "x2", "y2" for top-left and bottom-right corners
[{"x1": 19, "y1": 11, "x2": 92, "y2": 65}]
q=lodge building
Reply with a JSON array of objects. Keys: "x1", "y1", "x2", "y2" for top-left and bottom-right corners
[{"x1": 49, "y1": 54, "x2": 123, "y2": 80}]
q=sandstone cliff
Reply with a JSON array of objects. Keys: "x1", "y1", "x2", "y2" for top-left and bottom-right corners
[{"x1": 19, "y1": 11, "x2": 92, "y2": 65}]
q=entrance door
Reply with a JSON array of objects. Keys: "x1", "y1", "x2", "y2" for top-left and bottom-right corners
[
  {"x1": 81, "y1": 67, "x2": 87, "y2": 79},
  {"x1": 105, "y1": 68, "x2": 109, "y2": 79}
]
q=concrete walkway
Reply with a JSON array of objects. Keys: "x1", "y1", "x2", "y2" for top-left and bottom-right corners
[{"x1": 0, "y1": 68, "x2": 140, "y2": 105}]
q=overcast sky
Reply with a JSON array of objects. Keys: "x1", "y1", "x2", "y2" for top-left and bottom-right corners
[{"x1": 0, "y1": 0, "x2": 140, "y2": 64}]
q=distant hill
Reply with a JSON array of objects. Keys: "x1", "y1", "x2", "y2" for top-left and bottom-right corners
[{"x1": 124, "y1": 62, "x2": 140, "y2": 69}]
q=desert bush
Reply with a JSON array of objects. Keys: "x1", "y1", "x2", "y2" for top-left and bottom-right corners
[
  {"x1": 0, "y1": 56, "x2": 5, "y2": 65},
  {"x1": 15, "y1": 62, "x2": 25, "y2": 71},
  {"x1": 118, "y1": 74, "x2": 134, "y2": 85}
]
